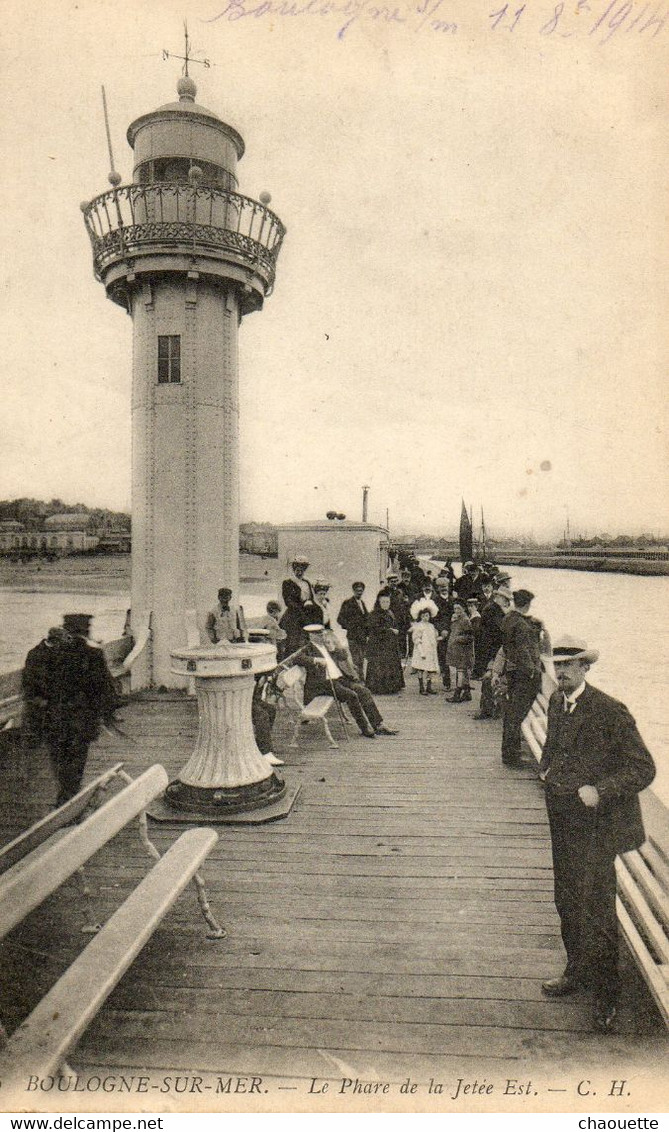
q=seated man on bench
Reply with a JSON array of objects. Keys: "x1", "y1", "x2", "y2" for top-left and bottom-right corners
[{"x1": 294, "y1": 624, "x2": 398, "y2": 739}]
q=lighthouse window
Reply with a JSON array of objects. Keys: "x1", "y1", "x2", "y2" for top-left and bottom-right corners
[
  {"x1": 137, "y1": 159, "x2": 237, "y2": 192},
  {"x1": 158, "y1": 335, "x2": 181, "y2": 383}
]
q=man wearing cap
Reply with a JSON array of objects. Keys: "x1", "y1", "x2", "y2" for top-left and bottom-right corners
[
  {"x1": 432, "y1": 576, "x2": 453, "y2": 689},
  {"x1": 21, "y1": 627, "x2": 71, "y2": 749},
  {"x1": 204, "y1": 588, "x2": 246, "y2": 646},
  {"x1": 294, "y1": 625, "x2": 398, "y2": 739},
  {"x1": 337, "y1": 582, "x2": 370, "y2": 679},
  {"x1": 500, "y1": 589, "x2": 545, "y2": 766},
  {"x1": 454, "y1": 561, "x2": 484, "y2": 602},
  {"x1": 280, "y1": 556, "x2": 318, "y2": 655},
  {"x1": 312, "y1": 579, "x2": 333, "y2": 628},
  {"x1": 23, "y1": 615, "x2": 118, "y2": 807},
  {"x1": 398, "y1": 567, "x2": 420, "y2": 604},
  {"x1": 474, "y1": 587, "x2": 512, "y2": 719},
  {"x1": 539, "y1": 636, "x2": 655, "y2": 1032},
  {"x1": 493, "y1": 570, "x2": 513, "y2": 592},
  {"x1": 383, "y1": 573, "x2": 410, "y2": 659}
]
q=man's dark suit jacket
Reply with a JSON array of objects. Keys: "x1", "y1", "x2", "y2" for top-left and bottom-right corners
[
  {"x1": 293, "y1": 640, "x2": 359, "y2": 703},
  {"x1": 502, "y1": 609, "x2": 542, "y2": 678},
  {"x1": 337, "y1": 596, "x2": 369, "y2": 644},
  {"x1": 282, "y1": 576, "x2": 315, "y2": 611},
  {"x1": 478, "y1": 600, "x2": 505, "y2": 668},
  {"x1": 540, "y1": 683, "x2": 655, "y2": 854}
]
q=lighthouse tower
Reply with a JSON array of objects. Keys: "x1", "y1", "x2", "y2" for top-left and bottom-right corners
[{"x1": 82, "y1": 76, "x2": 284, "y2": 687}]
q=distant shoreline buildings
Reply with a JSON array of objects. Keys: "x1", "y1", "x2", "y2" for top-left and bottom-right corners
[{"x1": 0, "y1": 514, "x2": 129, "y2": 558}]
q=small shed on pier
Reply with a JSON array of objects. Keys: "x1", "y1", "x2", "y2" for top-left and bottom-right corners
[{"x1": 276, "y1": 520, "x2": 391, "y2": 625}]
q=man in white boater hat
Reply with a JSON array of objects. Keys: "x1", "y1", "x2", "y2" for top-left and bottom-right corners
[
  {"x1": 294, "y1": 625, "x2": 398, "y2": 739},
  {"x1": 539, "y1": 635, "x2": 655, "y2": 1032}
]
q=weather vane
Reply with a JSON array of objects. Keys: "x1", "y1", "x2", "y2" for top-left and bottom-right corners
[{"x1": 162, "y1": 21, "x2": 211, "y2": 76}]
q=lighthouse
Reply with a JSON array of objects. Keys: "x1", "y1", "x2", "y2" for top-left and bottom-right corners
[{"x1": 82, "y1": 74, "x2": 285, "y2": 688}]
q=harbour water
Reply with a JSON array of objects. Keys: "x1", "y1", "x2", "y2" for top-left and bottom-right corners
[{"x1": 1, "y1": 564, "x2": 667, "y2": 802}]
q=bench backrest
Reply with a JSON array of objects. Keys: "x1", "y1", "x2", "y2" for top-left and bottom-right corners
[
  {"x1": 0, "y1": 763, "x2": 168, "y2": 941},
  {"x1": 0, "y1": 762, "x2": 126, "y2": 876}
]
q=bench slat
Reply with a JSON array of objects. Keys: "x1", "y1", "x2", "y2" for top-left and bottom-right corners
[
  {"x1": 639, "y1": 841, "x2": 669, "y2": 894},
  {"x1": 616, "y1": 857, "x2": 669, "y2": 966},
  {"x1": 0, "y1": 764, "x2": 168, "y2": 941},
  {"x1": 623, "y1": 849, "x2": 669, "y2": 933},
  {"x1": 302, "y1": 696, "x2": 334, "y2": 720},
  {"x1": 0, "y1": 764, "x2": 125, "y2": 877},
  {"x1": 1, "y1": 828, "x2": 218, "y2": 1088},
  {"x1": 617, "y1": 897, "x2": 669, "y2": 1026},
  {"x1": 521, "y1": 720, "x2": 543, "y2": 764}
]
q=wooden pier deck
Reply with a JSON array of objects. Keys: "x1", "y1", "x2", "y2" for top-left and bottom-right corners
[{"x1": 1, "y1": 686, "x2": 667, "y2": 1111}]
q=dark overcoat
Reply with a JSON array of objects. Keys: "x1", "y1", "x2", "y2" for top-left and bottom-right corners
[
  {"x1": 45, "y1": 639, "x2": 117, "y2": 744},
  {"x1": 540, "y1": 683, "x2": 655, "y2": 853}
]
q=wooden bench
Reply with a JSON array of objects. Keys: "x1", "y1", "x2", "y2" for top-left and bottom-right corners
[
  {"x1": 0, "y1": 762, "x2": 224, "y2": 1092},
  {"x1": 290, "y1": 694, "x2": 341, "y2": 750},
  {"x1": 522, "y1": 672, "x2": 669, "y2": 1027}
]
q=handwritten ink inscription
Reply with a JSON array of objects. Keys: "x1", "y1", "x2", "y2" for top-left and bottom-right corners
[
  {"x1": 204, "y1": 0, "x2": 667, "y2": 43},
  {"x1": 489, "y1": 0, "x2": 666, "y2": 41}
]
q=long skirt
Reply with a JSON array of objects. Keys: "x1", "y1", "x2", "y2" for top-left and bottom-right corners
[{"x1": 365, "y1": 633, "x2": 405, "y2": 694}]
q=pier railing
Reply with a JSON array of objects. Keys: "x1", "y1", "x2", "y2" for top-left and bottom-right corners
[{"x1": 82, "y1": 183, "x2": 286, "y2": 290}]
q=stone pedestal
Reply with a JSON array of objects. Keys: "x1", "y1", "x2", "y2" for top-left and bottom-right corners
[{"x1": 162, "y1": 640, "x2": 288, "y2": 819}]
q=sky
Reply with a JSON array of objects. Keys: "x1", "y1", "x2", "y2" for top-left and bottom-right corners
[{"x1": 1, "y1": 0, "x2": 667, "y2": 541}]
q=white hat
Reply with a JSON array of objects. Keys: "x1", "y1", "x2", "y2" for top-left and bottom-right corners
[
  {"x1": 552, "y1": 635, "x2": 599, "y2": 665},
  {"x1": 303, "y1": 623, "x2": 324, "y2": 633},
  {"x1": 292, "y1": 554, "x2": 309, "y2": 565}
]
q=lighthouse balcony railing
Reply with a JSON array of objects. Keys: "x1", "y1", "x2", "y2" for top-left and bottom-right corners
[{"x1": 83, "y1": 183, "x2": 285, "y2": 285}]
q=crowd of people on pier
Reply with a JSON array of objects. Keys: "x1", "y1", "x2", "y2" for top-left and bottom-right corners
[{"x1": 255, "y1": 551, "x2": 551, "y2": 771}]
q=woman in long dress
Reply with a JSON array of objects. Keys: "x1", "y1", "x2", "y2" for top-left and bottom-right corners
[
  {"x1": 445, "y1": 597, "x2": 475, "y2": 702},
  {"x1": 365, "y1": 591, "x2": 405, "y2": 695}
]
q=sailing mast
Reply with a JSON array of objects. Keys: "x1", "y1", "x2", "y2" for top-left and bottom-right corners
[
  {"x1": 459, "y1": 499, "x2": 474, "y2": 564},
  {"x1": 480, "y1": 506, "x2": 487, "y2": 561}
]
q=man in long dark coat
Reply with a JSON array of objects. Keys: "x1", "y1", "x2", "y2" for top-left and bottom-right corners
[
  {"x1": 475, "y1": 587, "x2": 512, "y2": 719},
  {"x1": 383, "y1": 572, "x2": 410, "y2": 659},
  {"x1": 22, "y1": 614, "x2": 118, "y2": 807},
  {"x1": 432, "y1": 577, "x2": 453, "y2": 689},
  {"x1": 336, "y1": 582, "x2": 369, "y2": 679},
  {"x1": 21, "y1": 627, "x2": 70, "y2": 749},
  {"x1": 500, "y1": 589, "x2": 544, "y2": 766},
  {"x1": 539, "y1": 635, "x2": 655, "y2": 1032}
]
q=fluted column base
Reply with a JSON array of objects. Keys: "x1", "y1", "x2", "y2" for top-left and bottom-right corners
[{"x1": 166, "y1": 672, "x2": 286, "y2": 816}]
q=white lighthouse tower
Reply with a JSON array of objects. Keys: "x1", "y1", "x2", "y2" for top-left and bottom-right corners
[{"x1": 82, "y1": 73, "x2": 285, "y2": 688}]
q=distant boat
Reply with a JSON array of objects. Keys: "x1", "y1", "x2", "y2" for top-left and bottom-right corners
[{"x1": 459, "y1": 499, "x2": 473, "y2": 564}]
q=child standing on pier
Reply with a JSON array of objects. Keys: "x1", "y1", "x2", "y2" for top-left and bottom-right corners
[{"x1": 410, "y1": 608, "x2": 440, "y2": 695}]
